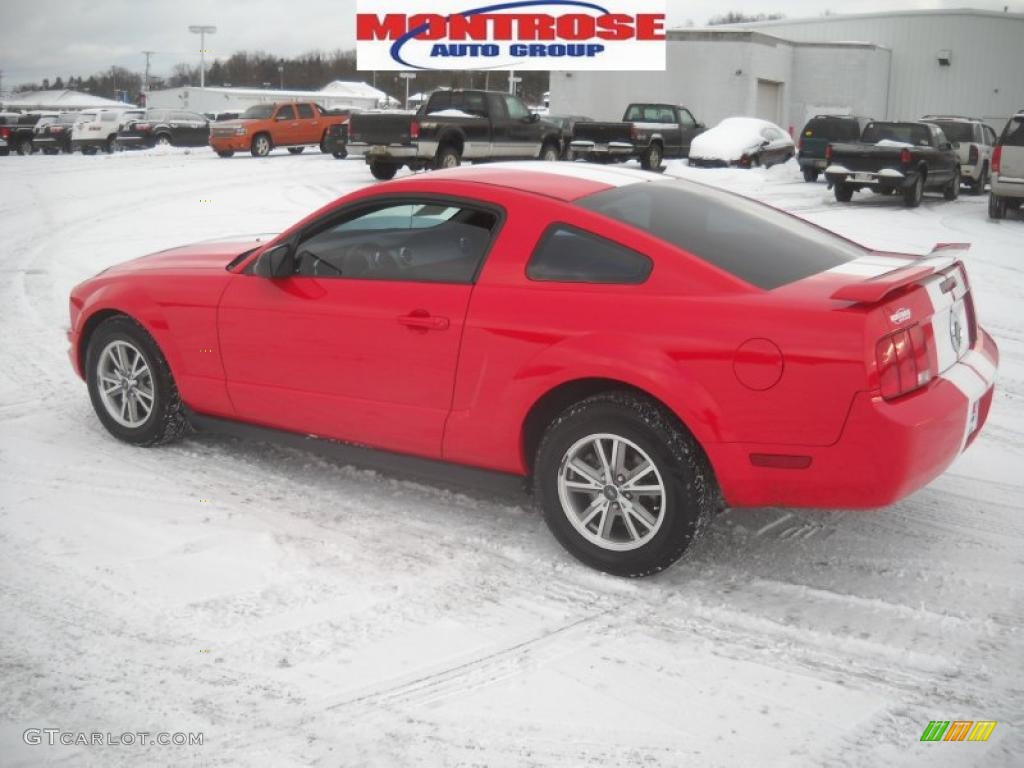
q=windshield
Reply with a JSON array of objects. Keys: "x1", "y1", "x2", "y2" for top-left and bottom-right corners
[
  {"x1": 577, "y1": 179, "x2": 863, "y2": 290},
  {"x1": 931, "y1": 121, "x2": 973, "y2": 143},
  {"x1": 240, "y1": 105, "x2": 274, "y2": 119},
  {"x1": 862, "y1": 122, "x2": 931, "y2": 146}
]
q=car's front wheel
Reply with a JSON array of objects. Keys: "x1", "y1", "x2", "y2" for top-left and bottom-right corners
[
  {"x1": 85, "y1": 316, "x2": 189, "y2": 446},
  {"x1": 534, "y1": 392, "x2": 716, "y2": 577},
  {"x1": 215, "y1": 150, "x2": 234, "y2": 158},
  {"x1": 251, "y1": 133, "x2": 272, "y2": 157},
  {"x1": 287, "y1": 146, "x2": 305, "y2": 155}
]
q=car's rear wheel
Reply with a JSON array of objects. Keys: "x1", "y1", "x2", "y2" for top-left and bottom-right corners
[
  {"x1": 640, "y1": 143, "x2": 663, "y2": 172},
  {"x1": 17, "y1": 139, "x2": 33, "y2": 155},
  {"x1": 989, "y1": 192, "x2": 1007, "y2": 220},
  {"x1": 216, "y1": 150, "x2": 234, "y2": 158},
  {"x1": 903, "y1": 174, "x2": 924, "y2": 208},
  {"x1": 540, "y1": 141, "x2": 560, "y2": 162},
  {"x1": 834, "y1": 182, "x2": 854, "y2": 202},
  {"x1": 85, "y1": 316, "x2": 189, "y2": 446},
  {"x1": 433, "y1": 145, "x2": 461, "y2": 170},
  {"x1": 332, "y1": 150, "x2": 347, "y2": 159},
  {"x1": 105, "y1": 136, "x2": 116, "y2": 154},
  {"x1": 534, "y1": 392, "x2": 716, "y2": 577},
  {"x1": 970, "y1": 163, "x2": 988, "y2": 195},
  {"x1": 369, "y1": 161, "x2": 399, "y2": 180},
  {"x1": 944, "y1": 169, "x2": 960, "y2": 200},
  {"x1": 155, "y1": 133, "x2": 172, "y2": 147},
  {"x1": 287, "y1": 146, "x2": 305, "y2": 155},
  {"x1": 802, "y1": 167, "x2": 819, "y2": 183},
  {"x1": 251, "y1": 133, "x2": 272, "y2": 157}
]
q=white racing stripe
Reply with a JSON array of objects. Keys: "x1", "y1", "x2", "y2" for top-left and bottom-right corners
[
  {"x1": 962, "y1": 349, "x2": 998, "y2": 385},
  {"x1": 446, "y1": 161, "x2": 657, "y2": 187},
  {"x1": 826, "y1": 255, "x2": 915, "y2": 278},
  {"x1": 941, "y1": 362, "x2": 992, "y2": 451}
]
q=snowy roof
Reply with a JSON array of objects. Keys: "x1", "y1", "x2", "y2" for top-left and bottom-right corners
[
  {"x1": 321, "y1": 81, "x2": 389, "y2": 101},
  {"x1": 0, "y1": 89, "x2": 135, "y2": 110}
]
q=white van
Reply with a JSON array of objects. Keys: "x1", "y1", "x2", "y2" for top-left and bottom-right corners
[{"x1": 70, "y1": 108, "x2": 140, "y2": 154}]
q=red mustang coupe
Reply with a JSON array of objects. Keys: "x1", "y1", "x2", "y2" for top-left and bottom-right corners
[{"x1": 68, "y1": 163, "x2": 998, "y2": 576}]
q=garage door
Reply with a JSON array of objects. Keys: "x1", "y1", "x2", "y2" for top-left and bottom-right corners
[{"x1": 756, "y1": 80, "x2": 782, "y2": 124}]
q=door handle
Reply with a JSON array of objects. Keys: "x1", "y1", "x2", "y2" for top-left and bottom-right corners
[{"x1": 398, "y1": 310, "x2": 449, "y2": 331}]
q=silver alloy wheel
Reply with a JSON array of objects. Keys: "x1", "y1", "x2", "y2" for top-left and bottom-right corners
[
  {"x1": 157, "y1": 134, "x2": 171, "y2": 146},
  {"x1": 96, "y1": 340, "x2": 155, "y2": 428},
  {"x1": 649, "y1": 145, "x2": 661, "y2": 168},
  {"x1": 441, "y1": 152, "x2": 459, "y2": 168},
  {"x1": 542, "y1": 145, "x2": 559, "y2": 162},
  {"x1": 254, "y1": 136, "x2": 270, "y2": 156},
  {"x1": 556, "y1": 433, "x2": 666, "y2": 552}
]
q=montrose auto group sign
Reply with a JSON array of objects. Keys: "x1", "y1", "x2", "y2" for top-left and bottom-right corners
[{"x1": 356, "y1": 0, "x2": 666, "y2": 71}]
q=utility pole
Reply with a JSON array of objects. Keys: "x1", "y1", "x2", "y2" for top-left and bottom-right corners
[
  {"x1": 142, "y1": 51, "x2": 154, "y2": 93},
  {"x1": 188, "y1": 25, "x2": 217, "y2": 89},
  {"x1": 508, "y1": 70, "x2": 521, "y2": 95}
]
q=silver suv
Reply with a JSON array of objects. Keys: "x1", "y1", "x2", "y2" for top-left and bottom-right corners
[
  {"x1": 990, "y1": 110, "x2": 1024, "y2": 220},
  {"x1": 923, "y1": 116, "x2": 997, "y2": 195}
]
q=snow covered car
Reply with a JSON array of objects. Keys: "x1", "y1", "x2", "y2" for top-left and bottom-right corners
[
  {"x1": 688, "y1": 117, "x2": 795, "y2": 168},
  {"x1": 66, "y1": 163, "x2": 998, "y2": 576}
]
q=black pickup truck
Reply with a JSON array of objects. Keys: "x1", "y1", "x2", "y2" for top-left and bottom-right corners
[
  {"x1": 825, "y1": 121, "x2": 961, "y2": 207},
  {"x1": 346, "y1": 89, "x2": 563, "y2": 180},
  {"x1": 570, "y1": 104, "x2": 705, "y2": 171},
  {"x1": 0, "y1": 112, "x2": 58, "y2": 155}
]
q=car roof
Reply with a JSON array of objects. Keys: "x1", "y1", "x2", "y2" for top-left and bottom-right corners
[{"x1": 383, "y1": 162, "x2": 662, "y2": 202}]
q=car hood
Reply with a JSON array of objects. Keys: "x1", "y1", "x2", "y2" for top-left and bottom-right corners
[{"x1": 105, "y1": 239, "x2": 266, "y2": 273}]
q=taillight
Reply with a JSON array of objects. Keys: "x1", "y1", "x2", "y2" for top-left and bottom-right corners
[
  {"x1": 409, "y1": 120, "x2": 420, "y2": 139},
  {"x1": 876, "y1": 323, "x2": 933, "y2": 400},
  {"x1": 0, "y1": 127, "x2": 9, "y2": 139},
  {"x1": 739, "y1": 154, "x2": 751, "y2": 168},
  {"x1": 899, "y1": 148, "x2": 912, "y2": 165},
  {"x1": 825, "y1": 144, "x2": 832, "y2": 161},
  {"x1": 968, "y1": 145, "x2": 979, "y2": 164},
  {"x1": 992, "y1": 145, "x2": 1002, "y2": 174},
  {"x1": 135, "y1": 122, "x2": 151, "y2": 132}
]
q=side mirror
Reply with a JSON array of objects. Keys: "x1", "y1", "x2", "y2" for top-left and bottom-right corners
[
  {"x1": 253, "y1": 244, "x2": 294, "y2": 278},
  {"x1": 940, "y1": 142, "x2": 953, "y2": 151},
  {"x1": 527, "y1": 113, "x2": 540, "y2": 123}
]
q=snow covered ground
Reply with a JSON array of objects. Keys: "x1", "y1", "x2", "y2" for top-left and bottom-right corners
[{"x1": 0, "y1": 149, "x2": 1021, "y2": 767}]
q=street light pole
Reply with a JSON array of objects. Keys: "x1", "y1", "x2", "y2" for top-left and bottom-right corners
[
  {"x1": 278, "y1": 60, "x2": 285, "y2": 90},
  {"x1": 399, "y1": 72, "x2": 416, "y2": 110},
  {"x1": 508, "y1": 70, "x2": 521, "y2": 95},
  {"x1": 188, "y1": 25, "x2": 217, "y2": 89}
]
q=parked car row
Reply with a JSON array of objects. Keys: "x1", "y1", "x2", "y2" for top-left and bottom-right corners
[{"x1": 794, "y1": 110, "x2": 1022, "y2": 217}]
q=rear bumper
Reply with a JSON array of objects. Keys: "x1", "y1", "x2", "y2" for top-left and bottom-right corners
[
  {"x1": 347, "y1": 142, "x2": 431, "y2": 161},
  {"x1": 798, "y1": 156, "x2": 827, "y2": 170},
  {"x1": 991, "y1": 173, "x2": 1024, "y2": 198},
  {"x1": 712, "y1": 329, "x2": 998, "y2": 509},
  {"x1": 825, "y1": 164, "x2": 916, "y2": 189},
  {"x1": 569, "y1": 140, "x2": 635, "y2": 157}
]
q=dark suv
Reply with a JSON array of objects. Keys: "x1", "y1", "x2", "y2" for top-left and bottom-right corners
[
  {"x1": 117, "y1": 109, "x2": 210, "y2": 149},
  {"x1": 798, "y1": 115, "x2": 871, "y2": 182}
]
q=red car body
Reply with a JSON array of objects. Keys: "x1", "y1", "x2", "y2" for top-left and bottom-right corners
[{"x1": 68, "y1": 163, "x2": 997, "y2": 510}]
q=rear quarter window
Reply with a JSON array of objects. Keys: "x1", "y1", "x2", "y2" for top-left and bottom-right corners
[
  {"x1": 527, "y1": 225, "x2": 652, "y2": 284},
  {"x1": 1001, "y1": 117, "x2": 1024, "y2": 147},
  {"x1": 577, "y1": 180, "x2": 864, "y2": 290},
  {"x1": 803, "y1": 117, "x2": 861, "y2": 140}
]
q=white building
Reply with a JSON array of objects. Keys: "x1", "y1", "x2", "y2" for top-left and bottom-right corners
[
  {"x1": 143, "y1": 80, "x2": 392, "y2": 115},
  {"x1": 0, "y1": 89, "x2": 135, "y2": 111},
  {"x1": 550, "y1": 9, "x2": 1024, "y2": 132}
]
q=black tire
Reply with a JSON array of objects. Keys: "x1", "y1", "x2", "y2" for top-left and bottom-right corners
[
  {"x1": 534, "y1": 392, "x2": 717, "y2": 577},
  {"x1": 834, "y1": 183, "x2": 854, "y2": 203},
  {"x1": 155, "y1": 133, "x2": 172, "y2": 147},
  {"x1": 540, "y1": 141, "x2": 560, "y2": 162},
  {"x1": 432, "y1": 144, "x2": 461, "y2": 170},
  {"x1": 944, "y1": 169, "x2": 960, "y2": 201},
  {"x1": 17, "y1": 139, "x2": 33, "y2": 156},
  {"x1": 332, "y1": 150, "x2": 348, "y2": 159},
  {"x1": 970, "y1": 163, "x2": 988, "y2": 195},
  {"x1": 903, "y1": 174, "x2": 924, "y2": 208},
  {"x1": 216, "y1": 150, "x2": 234, "y2": 158},
  {"x1": 369, "y1": 161, "x2": 400, "y2": 180},
  {"x1": 43, "y1": 148, "x2": 58, "y2": 155},
  {"x1": 85, "y1": 316, "x2": 189, "y2": 447},
  {"x1": 105, "y1": 136, "x2": 116, "y2": 154},
  {"x1": 287, "y1": 146, "x2": 305, "y2": 155},
  {"x1": 251, "y1": 133, "x2": 272, "y2": 157},
  {"x1": 0, "y1": 150, "x2": 8, "y2": 156},
  {"x1": 989, "y1": 193, "x2": 1007, "y2": 220},
  {"x1": 640, "y1": 143, "x2": 663, "y2": 172},
  {"x1": 802, "y1": 167, "x2": 819, "y2": 183}
]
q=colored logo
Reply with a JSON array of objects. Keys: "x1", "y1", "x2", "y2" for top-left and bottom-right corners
[
  {"x1": 356, "y1": 0, "x2": 666, "y2": 71},
  {"x1": 920, "y1": 721, "x2": 997, "y2": 742}
]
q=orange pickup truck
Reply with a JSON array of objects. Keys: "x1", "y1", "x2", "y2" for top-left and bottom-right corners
[{"x1": 209, "y1": 101, "x2": 348, "y2": 158}]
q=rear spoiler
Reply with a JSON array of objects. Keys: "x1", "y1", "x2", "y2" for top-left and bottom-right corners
[{"x1": 831, "y1": 243, "x2": 969, "y2": 304}]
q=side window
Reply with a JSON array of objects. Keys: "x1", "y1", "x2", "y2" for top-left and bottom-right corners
[
  {"x1": 678, "y1": 109, "x2": 696, "y2": 129},
  {"x1": 296, "y1": 103, "x2": 314, "y2": 119},
  {"x1": 527, "y1": 225, "x2": 652, "y2": 284},
  {"x1": 171, "y1": 111, "x2": 194, "y2": 121},
  {"x1": 294, "y1": 201, "x2": 499, "y2": 283},
  {"x1": 101, "y1": 112, "x2": 117, "y2": 122},
  {"x1": 276, "y1": 105, "x2": 295, "y2": 120},
  {"x1": 486, "y1": 93, "x2": 508, "y2": 120},
  {"x1": 504, "y1": 96, "x2": 530, "y2": 121}
]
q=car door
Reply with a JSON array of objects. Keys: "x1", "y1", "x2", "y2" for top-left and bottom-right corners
[
  {"x1": 503, "y1": 95, "x2": 541, "y2": 158},
  {"x1": 676, "y1": 108, "x2": 701, "y2": 157},
  {"x1": 296, "y1": 103, "x2": 319, "y2": 145},
  {"x1": 216, "y1": 197, "x2": 501, "y2": 458},
  {"x1": 657, "y1": 106, "x2": 683, "y2": 157},
  {"x1": 274, "y1": 104, "x2": 298, "y2": 145},
  {"x1": 929, "y1": 125, "x2": 957, "y2": 185},
  {"x1": 485, "y1": 92, "x2": 511, "y2": 157}
]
